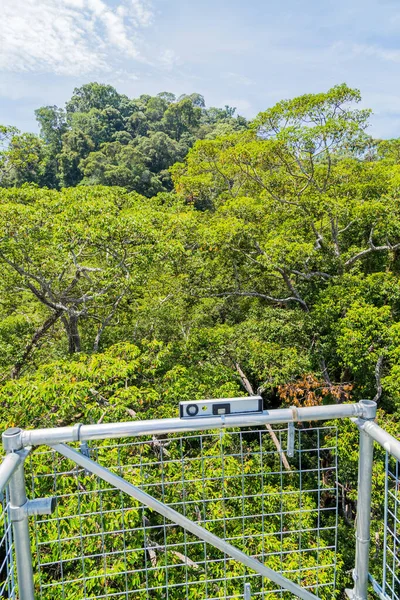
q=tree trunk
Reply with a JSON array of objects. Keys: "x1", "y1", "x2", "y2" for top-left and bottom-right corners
[
  {"x1": 69, "y1": 314, "x2": 81, "y2": 353},
  {"x1": 11, "y1": 310, "x2": 63, "y2": 379},
  {"x1": 62, "y1": 313, "x2": 82, "y2": 353}
]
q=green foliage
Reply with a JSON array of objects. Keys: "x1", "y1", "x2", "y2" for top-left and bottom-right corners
[
  {"x1": 0, "y1": 83, "x2": 249, "y2": 194},
  {"x1": 0, "y1": 131, "x2": 47, "y2": 186},
  {"x1": 0, "y1": 341, "x2": 241, "y2": 430},
  {"x1": 65, "y1": 82, "x2": 127, "y2": 115},
  {"x1": 1, "y1": 83, "x2": 400, "y2": 598}
]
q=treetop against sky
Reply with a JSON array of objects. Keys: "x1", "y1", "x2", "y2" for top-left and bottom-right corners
[{"x1": 1, "y1": 0, "x2": 400, "y2": 137}]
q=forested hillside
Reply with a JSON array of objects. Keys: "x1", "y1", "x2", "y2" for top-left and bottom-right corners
[
  {"x1": 0, "y1": 84, "x2": 247, "y2": 194},
  {"x1": 0, "y1": 83, "x2": 399, "y2": 593}
]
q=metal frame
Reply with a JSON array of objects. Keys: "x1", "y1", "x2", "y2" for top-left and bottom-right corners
[
  {"x1": 53, "y1": 441, "x2": 318, "y2": 600},
  {"x1": 1, "y1": 398, "x2": 400, "y2": 600},
  {"x1": 18, "y1": 401, "x2": 368, "y2": 447},
  {"x1": 355, "y1": 419, "x2": 400, "y2": 600},
  {"x1": 31, "y1": 424, "x2": 339, "y2": 600}
]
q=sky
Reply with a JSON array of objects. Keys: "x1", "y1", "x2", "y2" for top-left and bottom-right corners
[{"x1": 1, "y1": 0, "x2": 400, "y2": 137}]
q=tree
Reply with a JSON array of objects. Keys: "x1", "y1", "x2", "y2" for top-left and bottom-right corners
[
  {"x1": 69, "y1": 107, "x2": 124, "y2": 150},
  {"x1": 145, "y1": 96, "x2": 169, "y2": 123},
  {"x1": 0, "y1": 187, "x2": 133, "y2": 369},
  {"x1": 0, "y1": 185, "x2": 199, "y2": 375},
  {"x1": 1, "y1": 85, "x2": 250, "y2": 191},
  {"x1": 79, "y1": 132, "x2": 188, "y2": 195},
  {"x1": 65, "y1": 82, "x2": 125, "y2": 115},
  {"x1": 178, "y1": 93, "x2": 206, "y2": 108},
  {"x1": 161, "y1": 98, "x2": 202, "y2": 141},
  {"x1": 35, "y1": 105, "x2": 67, "y2": 152},
  {"x1": 58, "y1": 130, "x2": 95, "y2": 187},
  {"x1": 0, "y1": 131, "x2": 46, "y2": 187},
  {"x1": 172, "y1": 85, "x2": 400, "y2": 400},
  {"x1": 79, "y1": 141, "x2": 164, "y2": 195},
  {"x1": 35, "y1": 106, "x2": 68, "y2": 187},
  {"x1": 157, "y1": 92, "x2": 176, "y2": 104},
  {"x1": 0, "y1": 125, "x2": 18, "y2": 148},
  {"x1": 0, "y1": 85, "x2": 399, "y2": 599}
]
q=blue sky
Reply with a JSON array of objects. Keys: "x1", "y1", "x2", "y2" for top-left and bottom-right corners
[{"x1": 1, "y1": 0, "x2": 400, "y2": 137}]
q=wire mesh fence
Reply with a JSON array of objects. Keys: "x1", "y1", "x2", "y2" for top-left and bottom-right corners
[
  {"x1": 382, "y1": 454, "x2": 400, "y2": 600},
  {"x1": 0, "y1": 489, "x2": 16, "y2": 599},
  {"x1": 25, "y1": 424, "x2": 339, "y2": 600}
]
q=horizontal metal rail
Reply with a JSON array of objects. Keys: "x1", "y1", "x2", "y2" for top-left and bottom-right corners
[
  {"x1": 19, "y1": 401, "x2": 373, "y2": 446},
  {"x1": 54, "y1": 442, "x2": 320, "y2": 600},
  {"x1": 358, "y1": 419, "x2": 400, "y2": 462},
  {"x1": 0, "y1": 446, "x2": 31, "y2": 494},
  {"x1": 0, "y1": 453, "x2": 22, "y2": 494}
]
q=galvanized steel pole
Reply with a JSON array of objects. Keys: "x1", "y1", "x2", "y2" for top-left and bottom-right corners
[
  {"x1": 20, "y1": 401, "x2": 368, "y2": 447},
  {"x1": 358, "y1": 419, "x2": 400, "y2": 462},
  {"x1": 347, "y1": 400, "x2": 377, "y2": 600},
  {"x1": 0, "y1": 452, "x2": 22, "y2": 494},
  {"x1": 2, "y1": 428, "x2": 35, "y2": 600}
]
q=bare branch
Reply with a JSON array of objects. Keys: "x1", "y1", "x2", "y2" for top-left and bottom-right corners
[
  {"x1": 125, "y1": 408, "x2": 137, "y2": 418},
  {"x1": 310, "y1": 222, "x2": 324, "y2": 250},
  {"x1": 276, "y1": 268, "x2": 310, "y2": 312},
  {"x1": 11, "y1": 310, "x2": 63, "y2": 379},
  {"x1": 292, "y1": 270, "x2": 331, "y2": 280},
  {"x1": 373, "y1": 354, "x2": 384, "y2": 403},
  {"x1": 151, "y1": 543, "x2": 201, "y2": 570},
  {"x1": 61, "y1": 288, "x2": 111, "y2": 304},
  {"x1": 0, "y1": 255, "x2": 67, "y2": 311},
  {"x1": 235, "y1": 362, "x2": 255, "y2": 396},
  {"x1": 207, "y1": 290, "x2": 308, "y2": 310},
  {"x1": 345, "y1": 239, "x2": 400, "y2": 268},
  {"x1": 234, "y1": 362, "x2": 292, "y2": 472},
  {"x1": 94, "y1": 243, "x2": 130, "y2": 275},
  {"x1": 88, "y1": 388, "x2": 109, "y2": 405},
  {"x1": 319, "y1": 356, "x2": 332, "y2": 387},
  {"x1": 338, "y1": 221, "x2": 356, "y2": 235},
  {"x1": 330, "y1": 216, "x2": 340, "y2": 257},
  {"x1": 93, "y1": 294, "x2": 124, "y2": 352}
]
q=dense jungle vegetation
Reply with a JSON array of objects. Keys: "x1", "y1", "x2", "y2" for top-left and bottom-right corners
[{"x1": 0, "y1": 82, "x2": 399, "y2": 597}]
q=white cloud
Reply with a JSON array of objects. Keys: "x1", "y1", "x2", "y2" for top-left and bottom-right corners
[
  {"x1": 0, "y1": 0, "x2": 154, "y2": 76},
  {"x1": 130, "y1": 0, "x2": 153, "y2": 27},
  {"x1": 352, "y1": 43, "x2": 400, "y2": 64},
  {"x1": 159, "y1": 49, "x2": 180, "y2": 70},
  {"x1": 222, "y1": 72, "x2": 254, "y2": 86}
]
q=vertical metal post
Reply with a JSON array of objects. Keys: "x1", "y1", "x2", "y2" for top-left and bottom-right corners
[
  {"x1": 347, "y1": 400, "x2": 377, "y2": 600},
  {"x1": 244, "y1": 582, "x2": 251, "y2": 599},
  {"x1": 2, "y1": 428, "x2": 35, "y2": 600}
]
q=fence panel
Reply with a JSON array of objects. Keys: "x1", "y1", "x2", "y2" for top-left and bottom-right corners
[
  {"x1": 25, "y1": 424, "x2": 338, "y2": 600},
  {"x1": 0, "y1": 488, "x2": 16, "y2": 599},
  {"x1": 383, "y1": 454, "x2": 400, "y2": 600}
]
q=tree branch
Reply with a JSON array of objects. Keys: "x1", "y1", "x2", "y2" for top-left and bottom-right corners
[
  {"x1": 345, "y1": 230, "x2": 400, "y2": 268},
  {"x1": 292, "y1": 270, "x2": 331, "y2": 280},
  {"x1": 207, "y1": 290, "x2": 308, "y2": 309},
  {"x1": 319, "y1": 356, "x2": 332, "y2": 387},
  {"x1": 310, "y1": 222, "x2": 324, "y2": 250},
  {"x1": 373, "y1": 354, "x2": 384, "y2": 403},
  {"x1": 330, "y1": 216, "x2": 340, "y2": 257},
  {"x1": 93, "y1": 293, "x2": 124, "y2": 352},
  {"x1": 276, "y1": 268, "x2": 310, "y2": 312},
  {"x1": 11, "y1": 310, "x2": 63, "y2": 379},
  {"x1": 338, "y1": 221, "x2": 356, "y2": 235},
  {"x1": 234, "y1": 362, "x2": 292, "y2": 472}
]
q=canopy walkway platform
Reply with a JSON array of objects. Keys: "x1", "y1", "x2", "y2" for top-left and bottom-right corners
[{"x1": 0, "y1": 398, "x2": 398, "y2": 600}]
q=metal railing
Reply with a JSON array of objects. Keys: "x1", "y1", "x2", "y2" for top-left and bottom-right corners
[
  {"x1": 0, "y1": 487, "x2": 16, "y2": 598},
  {"x1": 382, "y1": 455, "x2": 400, "y2": 600},
  {"x1": 0, "y1": 398, "x2": 398, "y2": 600}
]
